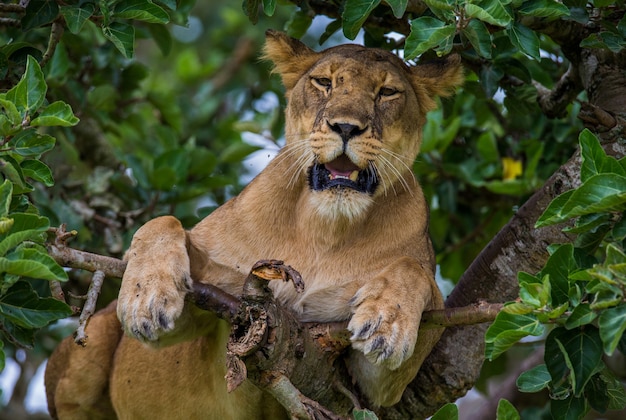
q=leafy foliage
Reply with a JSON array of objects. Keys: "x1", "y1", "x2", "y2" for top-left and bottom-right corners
[
  {"x1": 0, "y1": 55, "x2": 75, "y2": 368},
  {"x1": 1, "y1": 0, "x2": 625, "y2": 418},
  {"x1": 485, "y1": 131, "x2": 626, "y2": 419}
]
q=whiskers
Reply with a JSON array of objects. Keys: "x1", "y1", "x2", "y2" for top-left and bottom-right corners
[
  {"x1": 375, "y1": 148, "x2": 416, "y2": 196},
  {"x1": 272, "y1": 136, "x2": 315, "y2": 189}
]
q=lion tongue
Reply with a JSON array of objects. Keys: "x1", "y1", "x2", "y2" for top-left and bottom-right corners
[{"x1": 325, "y1": 155, "x2": 360, "y2": 181}]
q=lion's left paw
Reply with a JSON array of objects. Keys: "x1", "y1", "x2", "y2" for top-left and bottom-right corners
[{"x1": 348, "y1": 290, "x2": 419, "y2": 370}]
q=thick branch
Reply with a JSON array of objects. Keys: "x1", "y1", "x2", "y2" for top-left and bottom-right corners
[
  {"x1": 533, "y1": 63, "x2": 583, "y2": 119},
  {"x1": 48, "y1": 240, "x2": 504, "y2": 417}
]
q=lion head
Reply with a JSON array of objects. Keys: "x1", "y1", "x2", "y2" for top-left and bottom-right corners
[{"x1": 264, "y1": 30, "x2": 463, "y2": 223}]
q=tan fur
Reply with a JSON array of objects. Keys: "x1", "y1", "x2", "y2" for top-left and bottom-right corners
[{"x1": 46, "y1": 30, "x2": 463, "y2": 418}]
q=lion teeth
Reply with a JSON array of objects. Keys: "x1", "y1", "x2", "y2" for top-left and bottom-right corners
[{"x1": 329, "y1": 171, "x2": 360, "y2": 182}]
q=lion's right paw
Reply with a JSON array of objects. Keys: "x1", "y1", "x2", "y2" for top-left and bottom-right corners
[{"x1": 116, "y1": 273, "x2": 190, "y2": 343}]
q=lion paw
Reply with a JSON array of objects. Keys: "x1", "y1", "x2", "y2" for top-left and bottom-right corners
[
  {"x1": 348, "y1": 289, "x2": 418, "y2": 370},
  {"x1": 117, "y1": 276, "x2": 189, "y2": 343}
]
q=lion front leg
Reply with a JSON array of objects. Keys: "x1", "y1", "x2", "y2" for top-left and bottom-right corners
[
  {"x1": 346, "y1": 257, "x2": 444, "y2": 407},
  {"x1": 117, "y1": 216, "x2": 200, "y2": 345}
]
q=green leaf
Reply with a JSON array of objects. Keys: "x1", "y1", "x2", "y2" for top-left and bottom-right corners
[
  {"x1": 21, "y1": 159, "x2": 54, "y2": 187},
  {"x1": 580, "y1": 129, "x2": 625, "y2": 182},
  {"x1": 342, "y1": 0, "x2": 382, "y2": 40},
  {"x1": 598, "y1": 303, "x2": 626, "y2": 356},
  {"x1": 431, "y1": 403, "x2": 458, "y2": 420},
  {"x1": 150, "y1": 149, "x2": 191, "y2": 191},
  {"x1": 508, "y1": 22, "x2": 541, "y2": 60},
  {"x1": 480, "y1": 64, "x2": 504, "y2": 97},
  {"x1": 565, "y1": 303, "x2": 597, "y2": 329},
  {"x1": 0, "y1": 213, "x2": 49, "y2": 256},
  {"x1": 285, "y1": 9, "x2": 313, "y2": 39},
  {"x1": 9, "y1": 128, "x2": 56, "y2": 157},
  {"x1": 550, "y1": 394, "x2": 589, "y2": 420},
  {"x1": 5, "y1": 56, "x2": 47, "y2": 115},
  {"x1": 0, "y1": 281, "x2": 71, "y2": 329},
  {"x1": 545, "y1": 327, "x2": 603, "y2": 397},
  {"x1": 262, "y1": 0, "x2": 277, "y2": 16},
  {"x1": 464, "y1": 0, "x2": 513, "y2": 27},
  {"x1": 496, "y1": 398, "x2": 520, "y2": 420},
  {"x1": 0, "y1": 156, "x2": 33, "y2": 194},
  {"x1": 319, "y1": 19, "x2": 342, "y2": 45},
  {"x1": 539, "y1": 244, "x2": 577, "y2": 307},
  {"x1": 586, "y1": 371, "x2": 611, "y2": 413},
  {"x1": 21, "y1": 0, "x2": 59, "y2": 30},
  {"x1": 114, "y1": 0, "x2": 170, "y2": 24},
  {"x1": 242, "y1": 0, "x2": 260, "y2": 24},
  {"x1": 517, "y1": 364, "x2": 551, "y2": 393},
  {"x1": 30, "y1": 101, "x2": 79, "y2": 127},
  {"x1": 386, "y1": 0, "x2": 408, "y2": 18},
  {"x1": 0, "y1": 179, "x2": 12, "y2": 218},
  {"x1": 60, "y1": 4, "x2": 95, "y2": 34},
  {"x1": 147, "y1": 23, "x2": 172, "y2": 56},
  {"x1": 220, "y1": 142, "x2": 262, "y2": 164},
  {"x1": 423, "y1": 0, "x2": 456, "y2": 22},
  {"x1": 103, "y1": 22, "x2": 135, "y2": 58},
  {"x1": 0, "y1": 98, "x2": 21, "y2": 127},
  {"x1": 501, "y1": 301, "x2": 535, "y2": 315},
  {"x1": 537, "y1": 174, "x2": 626, "y2": 227},
  {"x1": 518, "y1": 0, "x2": 570, "y2": 19},
  {"x1": 485, "y1": 311, "x2": 545, "y2": 360},
  {"x1": 352, "y1": 408, "x2": 379, "y2": 419},
  {"x1": 1, "y1": 246, "x2": 68, "y2": 282},
  {"x1": 600, "y1": 368, "x2": 626, "y2": 410},
  {"x1": 462, "y1": 19, "x2": 492, "y2": 58},
  {"x1": 1, "y1": 318, "x2": 36, "y2": 348},
  {"x1": 405, "y1": 17, "x2": 456, "y2": 59}
]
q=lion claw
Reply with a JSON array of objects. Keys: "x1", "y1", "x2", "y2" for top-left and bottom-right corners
[
  {"x1": 117, "y1": 276, "x2": 189, "y2": 344},
  {"x1": 348, "y1": 292, "x2": 417, "y2": 370}
]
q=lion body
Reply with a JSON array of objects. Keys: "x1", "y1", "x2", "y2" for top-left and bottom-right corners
[{"x1": 45, "y1": 31, "x2": 462, "y2": 419}]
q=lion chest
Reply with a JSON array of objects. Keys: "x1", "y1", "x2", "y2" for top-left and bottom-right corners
[{"x1": 201, "y1": 237, "x2": 379, "y2": 323}]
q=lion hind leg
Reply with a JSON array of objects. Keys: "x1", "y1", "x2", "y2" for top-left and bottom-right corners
[{"x1": 45, "y1": 301, "x2": 122, "y2": 419}]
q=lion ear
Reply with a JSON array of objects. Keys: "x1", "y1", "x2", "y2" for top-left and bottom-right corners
[
  {"x1": 264, "y1": 30, "x2": 319, "y2": 91},
  {"x1": 410, "y1": 54, "x2": 464, "y2": 101}
]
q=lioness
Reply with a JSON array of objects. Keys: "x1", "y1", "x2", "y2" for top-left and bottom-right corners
[{"x1": 45, "y1": 30, "x2": 463, "y2": 419}]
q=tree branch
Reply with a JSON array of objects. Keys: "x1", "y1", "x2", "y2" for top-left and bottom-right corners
[
  {"x1": 47, "y1": 231, "x2": 505, "y2": 418},
  {"x1": 533, "y1": 63, "x2": 583, "y2": 119},
  {"x1": 40, "y1": 20, "x2": 64, "y2": 69}
]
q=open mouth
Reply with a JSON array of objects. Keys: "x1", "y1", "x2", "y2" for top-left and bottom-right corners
[{"x1": 308, "y1": 154, "x2": 378, "y2": 194}]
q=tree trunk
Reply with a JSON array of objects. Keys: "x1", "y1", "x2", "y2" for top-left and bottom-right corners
[{"x1": 379, "y1": 44, "x2": 626, "y2": 418}]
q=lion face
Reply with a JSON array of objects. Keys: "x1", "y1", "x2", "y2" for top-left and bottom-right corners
[{"x1": 264, "y1": 31, "x2": 463, "y2": 223}]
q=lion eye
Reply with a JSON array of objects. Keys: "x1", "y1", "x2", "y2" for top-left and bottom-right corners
[
  {"x1": 312, "y1": 77, "x2": 332, "y2": 90},
  {"x1": 379, "y1": 87, "x2": 399, "y2": 97}
]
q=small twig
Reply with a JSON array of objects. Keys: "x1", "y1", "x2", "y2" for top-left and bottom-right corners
[
  {"x1": 49, "y1": 280, "x2": 65, "y2": 302},
  {"x1": 533, "y1": 63, "x2": 582, "y2": 119},
  {"x1": 40, "y1": 20, "x2": 64, "y2": 68},
  {"x1": 47, "y1": 242, "x2": 126, "y2": 278},
  {"x1": 260, "y1": 372, "x2": 347, "y2": 420},
  {"x1": 67, "y1": 291, "x2": 88, "y2": 300},
  {"x1": 420, "y1": 301, "x2": 503, "y2": 330},
  {"x1": 0, "y1": 17, "x2": 20, "y2": 26},
  {"x1": 333, "y1": 379, "x2": 362, "y2": 411},
  {"x1": 74, "y1": 270, "x2": 105, "y2": 346},
  {"x1": 0, "y1": 4, "x2": 25, "y2": 13},
  {"x1": 211, "y1": 37, "x2": 255, "y2": 91}
]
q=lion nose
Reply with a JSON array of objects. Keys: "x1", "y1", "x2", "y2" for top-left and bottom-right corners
[{"x1": 329, "y1": 122, "x2": 365, "y2": 143}]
